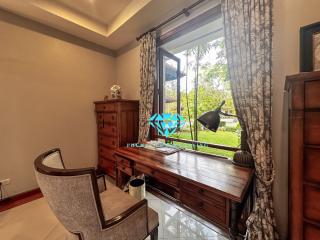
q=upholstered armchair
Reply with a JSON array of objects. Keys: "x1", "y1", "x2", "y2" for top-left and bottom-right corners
[{"x1": 34, "y1": 148, "x2": 159, "y2": 240}]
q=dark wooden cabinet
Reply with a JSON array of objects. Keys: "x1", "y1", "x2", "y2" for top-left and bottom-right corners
[
  {"x1": 94, "y1": 100, "x2": 139, "y2": 178},
  {"x1": 286, "y1": 71, "x2": 320, "y2": 240}
]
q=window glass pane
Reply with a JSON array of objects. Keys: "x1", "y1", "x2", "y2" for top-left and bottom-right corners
[
  {"x1": 160, "y1": 18, "x2": 240, "y2": 158},
  {"x1": 163, "y1": 57, "x2": 178, "y2": 114}
]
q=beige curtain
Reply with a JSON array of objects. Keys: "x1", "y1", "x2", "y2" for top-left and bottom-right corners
[
  {"x1": 138, "y1": 32, "x2": 156, "y2": 143},
  {"x1": 221, "y1": 0, "x2": 278, "y2": 239}
]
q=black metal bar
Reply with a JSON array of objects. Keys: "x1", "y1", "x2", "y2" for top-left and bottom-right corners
[
  {"x1": 136, "y1": 0, "x2": 207, "y2": 41},
  {"x1": 159, "y1": 49, "x2": 164, "y2": 113},
  {"x1": 156, "y1": 135, "x2": 240, "y2": 152}
]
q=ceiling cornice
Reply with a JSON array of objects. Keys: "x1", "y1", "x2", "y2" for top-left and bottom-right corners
[{"x1": 0, "y1": 8, "x2": 116, "y2": 57}]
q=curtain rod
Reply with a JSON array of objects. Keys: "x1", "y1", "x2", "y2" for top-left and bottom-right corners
[{"x1": 136, "y1": 0, "x2": 207, "y2": 41}]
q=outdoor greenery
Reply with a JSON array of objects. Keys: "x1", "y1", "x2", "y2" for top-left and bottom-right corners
[
  {"x1": 171, "y1": 130, "x2": 240, "y2": 158},
  {"x1": 163, "y1": 37, "x2": 240, "y2": 158}
]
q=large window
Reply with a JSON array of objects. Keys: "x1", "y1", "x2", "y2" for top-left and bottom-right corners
[{"x1": 155, "y1": 9, "x2": 240, "y2": 158}]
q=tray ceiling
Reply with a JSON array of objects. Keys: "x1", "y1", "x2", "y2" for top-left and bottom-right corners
[{"x1": 0, "y1": 0, "x2": 197, "y2": 52}]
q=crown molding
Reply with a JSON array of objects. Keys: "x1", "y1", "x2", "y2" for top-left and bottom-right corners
[{"x1": 0, "y1": 8, "x2": 116, "y2": 57}]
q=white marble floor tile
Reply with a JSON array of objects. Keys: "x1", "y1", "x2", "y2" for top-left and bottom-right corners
[{"x1": 145, "y1": 192, "x2": 228, "y2": 240}]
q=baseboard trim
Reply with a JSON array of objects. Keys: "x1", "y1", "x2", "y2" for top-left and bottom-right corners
[{"x1": 0, "y1": 188, "x2": 43, "y2": 212}]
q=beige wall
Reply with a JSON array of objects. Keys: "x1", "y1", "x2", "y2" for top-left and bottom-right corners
[
  {"x1": 273, "y1": 0, "x2": 320, "y2": 238},
  {"x1": 115, "y1": 45, "x2": 140, "y2": 100},
  {"x1": 2, "y1": 0, "x2": 320, "y2": 237},
  {"x1": 0, "y1": 11, "x2": 115, "y2": 198}
]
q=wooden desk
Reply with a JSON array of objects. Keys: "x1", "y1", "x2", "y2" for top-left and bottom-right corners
[{"x1": 114, "y1": 147, "x2": 254, "y2": 239}]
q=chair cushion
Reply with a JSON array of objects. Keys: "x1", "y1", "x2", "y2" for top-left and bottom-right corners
[{"x1": 100, "y1": 185, "x2": 159, "y2": 232}]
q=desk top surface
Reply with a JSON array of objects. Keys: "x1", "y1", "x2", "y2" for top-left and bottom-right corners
[{"x1": 115, "y1": 147, "x2": 254, "y2": 202}]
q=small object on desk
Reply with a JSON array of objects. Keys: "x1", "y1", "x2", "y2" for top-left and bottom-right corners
[
  {"x1": 144, "y1": 140, "x2": 182, "y2": 154},
  {"x1": 232, "y1": 130, "x2": 254, "y2": 167}
]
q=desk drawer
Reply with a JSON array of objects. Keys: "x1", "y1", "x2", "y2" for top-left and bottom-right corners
[
  {"x1": 181, "y1": 191, "x2": 226, "y2": 225},
  {"x1": 118, "y1": 164, "x2": 133, "y2": 176},
  {"x1": 135, "y1": 164, "x2": 178, "y2": 188},
  {"x1": 95, "y1": 103, "x2": 115, "y2": 112},
  {"x1": 116, "y1": 156, "x2": 131, "y2": 168},
  {"x1": 154, "y1": 171, "x2": 179, "y2": 189},
  {"x1": 135, "y1": 163, "x2": 154, "y2": 176},
  {"x1": 98, "y1": 135, "x2": 118, "y2": 148},
  {"x1": 181, "y1": 180, "x2": 226, "y2": 207}
]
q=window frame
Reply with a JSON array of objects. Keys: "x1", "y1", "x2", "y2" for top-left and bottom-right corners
[
  {"x1": 158, "y1": 48, "x2": 181, "y2": 115},
  {"x1": 153, "y1": 5, "x2": 240, "y2": 156}
]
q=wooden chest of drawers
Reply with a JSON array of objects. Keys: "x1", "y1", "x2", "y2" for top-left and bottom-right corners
[
  {"x1": 94, "y1": 100, "x2": 139, "y2": 178},
  {"x1": 286, "y1": 72, "x2": 320, "y2": 240}
]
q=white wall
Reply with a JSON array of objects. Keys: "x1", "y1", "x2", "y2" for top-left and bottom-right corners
[{"x1": 0, "y1": 10, "x2": 115, "y2": 198}]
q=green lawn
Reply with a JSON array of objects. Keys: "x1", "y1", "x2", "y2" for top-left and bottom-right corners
[{"x1": 171, "y1": 130, "x2": 240, "y2": 158}]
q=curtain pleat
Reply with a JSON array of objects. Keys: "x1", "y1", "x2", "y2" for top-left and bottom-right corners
[
  {"x1": 221, "y1": 0, "x2": 278, "y2": 239},
  {"x1": 138, "y1": 32, "x2": 156, "y2": 143}
]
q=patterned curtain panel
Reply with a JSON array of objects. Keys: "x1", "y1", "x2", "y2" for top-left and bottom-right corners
[
  {"x1": 138, "y1": 32, "x2": 156, "y2": 143},
  {"x1": 221, "y1": 0, "x2": 278, "y2": 239}
]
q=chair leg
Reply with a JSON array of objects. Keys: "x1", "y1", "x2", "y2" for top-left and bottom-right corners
[{"x1": 150, "y1": 227, "x2": 158, "y2": 240}]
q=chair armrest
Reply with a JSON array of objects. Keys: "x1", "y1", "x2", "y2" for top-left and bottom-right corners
[{"x1": 103, "y1": 199, "x2": 148, "y2": 228}]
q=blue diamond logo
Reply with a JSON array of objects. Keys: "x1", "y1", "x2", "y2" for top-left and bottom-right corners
[{"x1": 148, "y1": 113, "x2": 186, "y2": 137}]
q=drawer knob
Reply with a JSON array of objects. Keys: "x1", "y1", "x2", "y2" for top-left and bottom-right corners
[
  {"x1": 198, "y1": 189, "x2": 204, "y2": 194},
  {"x1": 198, "y1": 202, "x2": 204, "y2": 208}
]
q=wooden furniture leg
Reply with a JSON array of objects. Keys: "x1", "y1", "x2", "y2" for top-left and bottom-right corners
[
  {"x1": 150, "y1": 227, "x2": 158, "y2": 240},
  {"x1": 229, "y1": 179, "x2": 254, "y2": 239},
  {"x1": 229, "y1": 201, "x2": 243, "y2": 239}
]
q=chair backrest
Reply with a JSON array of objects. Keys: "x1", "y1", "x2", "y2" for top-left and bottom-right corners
[{"x1": 34, "y1": 149, "x2": 105, "y2": 240}]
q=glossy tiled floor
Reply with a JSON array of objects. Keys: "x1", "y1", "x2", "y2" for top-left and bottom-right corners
[
  {"x1": 145, "y1": 192, "x2": 228, "y2": 240},
  {"x1": 0, "y1": 182, "x2": 228, "y2": 240}
]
